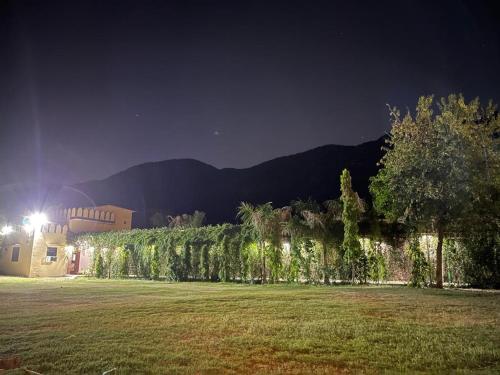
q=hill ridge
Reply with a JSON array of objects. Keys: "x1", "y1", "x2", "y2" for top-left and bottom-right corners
[
  {"x1": 58, "y1": 136, "x2": 386, "y2": 226},
  {"x1": 97, "y1": 136, "x2": 386, "y2": 180},
  {"x1": 0, "y1": 137, "x2": 386, "y2": 226}
]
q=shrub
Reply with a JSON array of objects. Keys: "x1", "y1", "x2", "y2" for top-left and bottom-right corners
[
  {"x1": 407, "y1": 237, "x2": 429, "y2": 288},
  {"x1": 151, "y1": 246, "x2": 160, "y2": 280},
  {"x1": 119, "y1": 247, "x2": 130, "y2": 278},
  {"x1": 95, "y1": 251, "x2": 104, "y2": 279}
]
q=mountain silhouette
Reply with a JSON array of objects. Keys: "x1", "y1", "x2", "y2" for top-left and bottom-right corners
[{"x1": 58, "y1": 137, "x2": 386, "y2": 226}]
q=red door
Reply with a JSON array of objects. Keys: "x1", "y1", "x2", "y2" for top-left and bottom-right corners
[{"x1": 68, "y1": 252, "x2": 80, "y2": 274}]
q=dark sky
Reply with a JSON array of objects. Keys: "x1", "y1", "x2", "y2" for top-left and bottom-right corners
[{"x1": 1, "y1": 0, "x2": 499, "y2": 186}]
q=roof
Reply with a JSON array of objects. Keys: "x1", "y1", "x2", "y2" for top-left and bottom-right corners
[{"x1": 93, "y1": 204, "x2": 135, "y2": 212}]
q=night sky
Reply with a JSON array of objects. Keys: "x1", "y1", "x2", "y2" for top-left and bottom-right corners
[{"x1": 1, "y1": 0, "x2": 499, "y2": 186}]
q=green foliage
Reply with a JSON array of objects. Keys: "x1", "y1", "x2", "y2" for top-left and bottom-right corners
[
  {"x1": 200, "y1": 244, "x2": 210, "y2": 281},
  {"x1": 119, "y1": 247, "x2": 130, "y2": 278},
  {"x1": 294, "y1": 198, "x2": 342, "y2": 285},
  {"x1": 299, "y1": 239, "x2": 321, "y2": 284},
  {"x1": 407, "y1": 237, "x2": 429, "y2": 288},
  {"x1": 459, "y1": 231, "x2": 500, "y2": 288},
  {"x1": 237, "y1": 202, "x2": 282, "y2": 283},
  {"x1": 340, "y1": 169, "x2": 364, "y2": 283},
  {"x1": 443, "y1": 239, "x2": 466, "y2": 286},
  {"x1": 190, "y1": 244, "x2": 201, "y2": 279},
  {"x1": 151, "y1": 246, "x2": 161, "y2": 280},
  {"x1": 164, "y1": 240, "x2": 180, "y2": 281},
  {"x1": 210, "y1": 244, "x2": 220, "y2": 282},
  {"x1": 219, "y1": 235, "x2": 231, "y2": 282},
  {"x1": 95, "y1": 251, "x2": 104, "y2": 279},
  {"x1": 180, "y1": 243, "x2": 192, "y2": 281},
  {"x1": 242, "y1": 242, "x2": 260, "y2": 282},
  {"x1": 75, "y1": 176, "x2": 383, "y2": 285},
  {"x1": 366, "y1": 240, "x2": 387, "y2": 284},
  {"x1": 73, "y1": 143, "x2": 497, "y2": 288},
  {"x1": 370, "y1": 94, "x2": 500, "y2": 288},
  {"x1": 288, "y1": 240, "x2": 302, "y2": 283}
]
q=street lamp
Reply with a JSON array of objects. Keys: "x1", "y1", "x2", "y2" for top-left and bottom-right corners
[{"x1": 23, "y1": 212, "x2": 48, "y2": 233}]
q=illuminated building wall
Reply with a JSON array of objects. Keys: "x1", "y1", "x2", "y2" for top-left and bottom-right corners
[{"x1": 0, "y1": 205, "x2": 133, "y2": 277}]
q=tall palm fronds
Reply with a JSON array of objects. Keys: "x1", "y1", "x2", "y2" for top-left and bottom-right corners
[
  {"x1": 293, "y1": 198, "x2": 343, "y2": 284},
  {"x1": 237, "y1": 202, "x2": 281, "y2": 283}
]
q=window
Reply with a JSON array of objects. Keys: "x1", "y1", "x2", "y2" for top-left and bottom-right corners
[
  {"x1": 46, "y1": 247, "x2": 57, "y2": 262},
  {"x1": 11, "y1": 247, "x2": 20, "y2": 262}
]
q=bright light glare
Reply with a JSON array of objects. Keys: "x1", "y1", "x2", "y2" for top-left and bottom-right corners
[
  {"x1": 30, "y1": 213, "x2": 48, "y2": 227},
  {"x1": 23, "y1": 224, "x2": 34, "y2": 233},
  {"x1": 0, "y1": 225, "x2": 13, "y2": 236},
  {"x1": 24, "y1": 212, "x2": 48, "y2": 233}
]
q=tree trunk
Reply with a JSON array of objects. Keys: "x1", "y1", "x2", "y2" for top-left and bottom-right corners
[
  {"x1": 322, "y1": 242, "x2": 330, "y2": 285},
  {"x1": 435, "y1": 227, "x2": 444, "y2": 288}
]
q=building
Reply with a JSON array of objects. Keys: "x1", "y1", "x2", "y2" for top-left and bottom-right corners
[{"x1": 0, "y1": 205, "x2": 134, "y2": 277}]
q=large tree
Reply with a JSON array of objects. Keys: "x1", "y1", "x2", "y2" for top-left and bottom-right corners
[{"x1": 370, "y1": 94, "x2": 499, "y2": 288}]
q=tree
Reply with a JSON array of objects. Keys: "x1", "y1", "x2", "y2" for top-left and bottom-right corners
[
  {"x1": 237, "y1": 202, "x2": 281, "y2": 283},
  {"x1": 95, "y1": 251, "x2": 104, "y2": 278},
  {"x1": 340, "y1": 169, "x2": 364, "y2": 283},
  {"x1": 282, "y1": 205, "x2": 308, "y2": 283},
  {"x1": 370, "y1": 94, "x2": 499, "y2": 288},
  {"x1": 294, "y1": 198, "x2": 342, "y2": 284},
  {"x1": 164, "y1": 240, "x2": 180, "y2": 281},
  {"x1": 366, "y1": 240, "x2": 387, "y2": 284},
  {"x1": 407, "y1": 236, "x2": 429, "y2": 287},
  {"x1": 119, "y1": 247, "x2": 130, "y2": 278}
]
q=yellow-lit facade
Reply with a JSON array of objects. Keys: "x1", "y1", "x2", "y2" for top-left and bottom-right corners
[{"x1": 0, "y1": 205, "x2": 133, "y2": 277}]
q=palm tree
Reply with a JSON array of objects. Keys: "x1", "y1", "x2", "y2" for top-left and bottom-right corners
[
  {"x1": 293, "y1": 198, "x2": 342, "y2": 285},
  {"x1": 281, "y1": 207, "x2": 308, "y2": 283},
  {"x1": 237, "y1": 202, "x2": 279, "y2": 283},
  {"x1": 267, "y1": 206, "x2": 289, "y2": 282}
]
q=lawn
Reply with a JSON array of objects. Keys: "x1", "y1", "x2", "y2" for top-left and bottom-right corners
[{"x1": 0, "y1": 278, "x2": 499, "y2": 374}]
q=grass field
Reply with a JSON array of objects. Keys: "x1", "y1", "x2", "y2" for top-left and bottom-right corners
[{"x1": 0, "y1": 278, "x2": 499, "y2": 374}]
